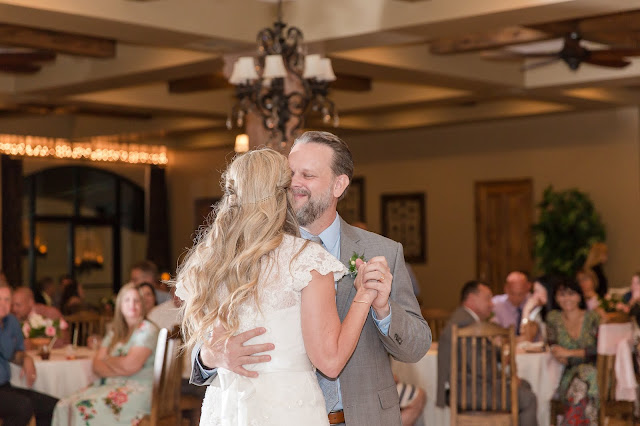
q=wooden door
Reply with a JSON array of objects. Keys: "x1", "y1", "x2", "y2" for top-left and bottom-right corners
[{"x1": 475, "y1": 179, "x2": 533, "y2": 294}]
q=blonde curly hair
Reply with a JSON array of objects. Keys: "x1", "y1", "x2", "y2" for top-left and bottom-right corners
[{"x1": 175, "y1": 148, "x2": 301, "y2": 351}]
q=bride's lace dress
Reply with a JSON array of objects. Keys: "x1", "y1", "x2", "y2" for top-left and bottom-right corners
[{"x1": 189, "y1": 235, "x2": 347, "y2": 426}]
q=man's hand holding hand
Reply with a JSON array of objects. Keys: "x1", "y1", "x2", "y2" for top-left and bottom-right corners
[{"x1": 361, "y1": 256, "x2": 392, "y2": 318}]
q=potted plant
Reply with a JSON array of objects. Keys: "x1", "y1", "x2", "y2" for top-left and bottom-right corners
[{"x1": 532, "y1": 186, "x2": 606, "y2": 277}]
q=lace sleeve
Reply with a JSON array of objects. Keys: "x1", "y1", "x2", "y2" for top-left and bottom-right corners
[{"x1": 290, "y1": 242, "x2": 347, "y2": 291}]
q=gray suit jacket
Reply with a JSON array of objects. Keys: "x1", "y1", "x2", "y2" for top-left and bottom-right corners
[{"x1": 191, "y1": 217, "x2": 431, "y2": 426}]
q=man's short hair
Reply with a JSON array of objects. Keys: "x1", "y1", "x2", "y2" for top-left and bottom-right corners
[
  {"x1": 292, "y1": 131, "x2": 354, "y2": 200},
  {"x1": 131, "y1": 260, "x2": 159, "y2": 280},
  {"x1": 460, "y1": 280, "x2": 487, "y2": 303}
]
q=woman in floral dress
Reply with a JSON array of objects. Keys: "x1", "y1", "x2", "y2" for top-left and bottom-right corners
[
  {"x1": 52, "y1": 282, "x2": 159, "y2": 426},
  {"x1": 547, "y1": 278, "x2": 600, "y2": 425}
]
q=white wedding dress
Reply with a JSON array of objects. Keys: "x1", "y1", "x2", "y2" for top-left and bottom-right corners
[{"x1": 180, "y1": 235, "x2": 347, "y2": 426}]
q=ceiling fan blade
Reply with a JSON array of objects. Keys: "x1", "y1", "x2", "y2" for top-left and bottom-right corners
[
  {"x1": 581, "y1": 32, "x2": 640, "y2": 49},
  {"x1": 584, "y1": 57, "x2": 631, "y2": 68},
  {"x1": 0, "y1": 50, "x2": 56, "y2": 65},
  {"x1": 521, "y1": 57, "x2": 562, "y2": 71},
  {"x1": 591, "y1": 48, "x2": 640, "y2": 58},
  {"x1": 0, "y1": 63, "x2": 41, "y2": 73}
]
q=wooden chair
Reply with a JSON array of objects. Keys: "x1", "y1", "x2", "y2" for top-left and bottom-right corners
[
  {"x1": 450, "y1": 322, "x2": 518, "y2": 426},
  {"x1": 597, "y1": 353, "x2": 635, "y2": 425},
  {"x1": 421, "y1": 308, "x2": 451, "y2": 342},
  {"x1": 64, "y1": 310, "x2": 102, "y2": 346},
  {"x1": 139, "y1": 327, "x2": 183, "y2": 426}
]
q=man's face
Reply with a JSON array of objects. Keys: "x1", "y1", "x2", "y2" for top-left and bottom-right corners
[
  {"x1": 468, "y1": 284, "x2": 494, "y2": 321},
  {"x1": 11, "y1": 291, "x2": 32, "y2": 321},
  {"x1": 130, "y1": 269, "x2": 154, "y2": 286},
  {"x1": 0, "y1": 288, "x2": 11, "y2": 319},
  {"x1": 505, "y1": 272, "x2": 530, "y2": 307},
  {"x1": 288, "y1": 143, "x2": 339, "y2": 227}
]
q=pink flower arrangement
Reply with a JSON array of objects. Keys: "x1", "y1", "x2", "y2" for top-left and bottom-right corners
[{"x1": 21, "y1": 313, "x2": 67, "y2": 339}]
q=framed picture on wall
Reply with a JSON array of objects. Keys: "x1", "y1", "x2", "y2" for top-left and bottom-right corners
[
  {"x1": 381, "y1": 193, "x2": 426, "y2": 263},
  {"x1": 337, "y1": 176, "x2": 365, "y2": 225},
  {"x1": 194, "y1": 197, "x2": 221, "y2": 231}
]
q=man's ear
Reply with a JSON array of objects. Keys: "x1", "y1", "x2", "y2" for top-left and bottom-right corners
[{"x1": 333, "y1": 174, "x2": 349, "y2": 199}]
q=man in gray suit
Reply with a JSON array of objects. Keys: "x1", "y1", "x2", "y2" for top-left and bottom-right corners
[
  {"x1": 191, "y1": 131, "x2": 431, "y2": 426},
  {"x1": 436, "y1": 280, "x2": 538, "y2": 426}
]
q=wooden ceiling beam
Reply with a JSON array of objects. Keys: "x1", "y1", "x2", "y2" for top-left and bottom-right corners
[
  {"x1": 430, "y1": 26, "x2": 554, "y2": 55},
  {"x1": 168, "y1": 73, "x2": 232, "y2": 93},
  {"x1": 0, "y1": 24, "x2": 115, "y2": 58},
  {"x1": 332, "y1": 74, "x2": 372, "y2": 92}
]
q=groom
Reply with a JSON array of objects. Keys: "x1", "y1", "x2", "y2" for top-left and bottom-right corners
[{"x1": 191, "y1": 131, "x2": 431, "y2": 425}]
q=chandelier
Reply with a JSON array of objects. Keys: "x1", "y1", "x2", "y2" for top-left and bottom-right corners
[{"x1": 227, "y1": 0, "x2": 338, "y2": 149}]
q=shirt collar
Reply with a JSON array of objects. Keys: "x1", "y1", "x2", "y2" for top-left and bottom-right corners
[{"x1": 300, "y1": 214, "x2": 341, "y2": 258}]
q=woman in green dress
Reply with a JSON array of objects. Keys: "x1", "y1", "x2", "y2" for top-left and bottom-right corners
[
  {"x1": 546, "y1": 278, "x2": 600, "y2": 425},
  {"x1": 52, "y1": 282, "x2": 159, "y2": 426}
]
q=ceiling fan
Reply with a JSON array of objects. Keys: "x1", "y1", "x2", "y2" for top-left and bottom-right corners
[{"x1": 484, "y1": 32, "x2": 640, "y2": 71}]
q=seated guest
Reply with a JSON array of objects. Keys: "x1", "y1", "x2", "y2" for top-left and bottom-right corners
[
  {"x1": 52, "y1": 282, "x2": 159, "y2": 426},
  {"x1": 576, "y1": 269, "x2": 600, "y2": 312},
  {"x1": 583, "y1": 242, "x2": 609, "y2": 298},
  {"x1": 0, "y1": 282, "x2": 58, "y2": 426},
  {"x1": 547, "y1": 278, "x2": 600, "y2": 425},
  {"x1": 437, "y1": 280, "x2": 538, "y2": 426},
  {"x1": 60, "y1": 278, "x2": 89, "y2": 315},
  {"x1": 622, "y1": 272, "x2": 640, "y2": 306},
  {"x1": 136, "y1": 282, "x2": 157, "y2": 315},
  {"x1": 10, "y1": 287, "x2": 68, "y2": 349},
  {"x1": 130, "y1": 260, "x2": 170, "y2": 304},
  {"x1": 519, "y1": 275, "x2": 558, "y2": 343},
  {"x1": 33, "y1": 277, "x2": 56, "y2": 307},
  {"x1": 492, "y1": 270, "x2": 532, "y2": 333}
]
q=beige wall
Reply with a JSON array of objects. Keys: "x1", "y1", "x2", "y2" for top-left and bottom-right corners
[
  {"x1": 347, "y1": 107, "x2": 640, "y2": 309},
  {"x1": 166, "y1": 107, "x2": 640, "y2": 310}
]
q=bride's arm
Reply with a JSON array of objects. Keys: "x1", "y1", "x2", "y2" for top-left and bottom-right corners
[{"x1": 301, "y1": 269, "x2": 375, "y2": 378}]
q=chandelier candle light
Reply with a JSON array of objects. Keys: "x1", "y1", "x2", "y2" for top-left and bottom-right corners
[{"x1": 227, "y1": 0, "x2": 338, "y2": 149}]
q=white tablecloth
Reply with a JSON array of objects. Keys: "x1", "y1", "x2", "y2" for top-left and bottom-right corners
[
  {"x1": 391, "y1": 342, "x2": 564, "y2": 426},
  {"x1": 10, "y1": 347, "x2": 97, "y2": 399}
]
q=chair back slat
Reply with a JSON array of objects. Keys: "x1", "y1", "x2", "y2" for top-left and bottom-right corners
[
  {"x1": 147, "y1": 327, "x2": 182, "y2": 426},
  {"x1": 481, "y1": 338, "x2": 487, "y2": 411},
  {"x1": 450, "y1": 322, "x2": 518, "y2": 426},
  {"x1": 460, "y1": 336, "x2": 467, "y2": 410},
  {"x1": 470, "y1": 338, "x2": 477, "y2": 409},
  {"x1": 64, "y1": 311, "x2": 102, "y2": 346}
]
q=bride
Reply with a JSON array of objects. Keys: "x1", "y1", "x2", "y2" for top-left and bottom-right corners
[{"x1": 175, "y1": 148, "x2": 377, "y2": 426}]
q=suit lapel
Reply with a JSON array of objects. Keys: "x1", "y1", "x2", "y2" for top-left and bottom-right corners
[{"x1": 337, "y1": 219, "x2": 362, "y2": 319}]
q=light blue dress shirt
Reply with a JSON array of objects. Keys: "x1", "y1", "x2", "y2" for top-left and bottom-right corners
[{"x1": 196, "y1": 214, "x2": 392, "y2": 412}]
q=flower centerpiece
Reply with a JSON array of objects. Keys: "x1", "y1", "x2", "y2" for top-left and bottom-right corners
[
  {"x1": 599, "y1": 293, "x2": 630, "y2": 323},
  {"x1": 21, "y1": 313, "x2": 68, "y2": 346}
]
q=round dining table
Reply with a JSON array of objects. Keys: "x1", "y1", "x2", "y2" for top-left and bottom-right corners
[
  {"x1": 10, "y1": 346, "x2": 97, "y2": 399},
  {"x1": 391, "y1": 342, "x2": 564, "y2": 426}
]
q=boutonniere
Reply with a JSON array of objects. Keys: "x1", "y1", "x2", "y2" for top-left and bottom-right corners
[{"x1": 349, "y1": 252, "x2": 366, "y2": 277}]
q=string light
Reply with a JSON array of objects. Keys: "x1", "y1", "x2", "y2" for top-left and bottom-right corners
[{"x1": 0, "y1": 134, "x2": 168, "y2": 165}]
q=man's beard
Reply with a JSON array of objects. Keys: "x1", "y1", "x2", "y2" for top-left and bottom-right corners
[{"x1": 292, "y1": 185, "x2": 333, "y2": 227}]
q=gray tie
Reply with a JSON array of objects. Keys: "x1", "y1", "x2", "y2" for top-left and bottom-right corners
[{"x1": 306, "y1": 234, "x2": 340, "y2": 412}]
